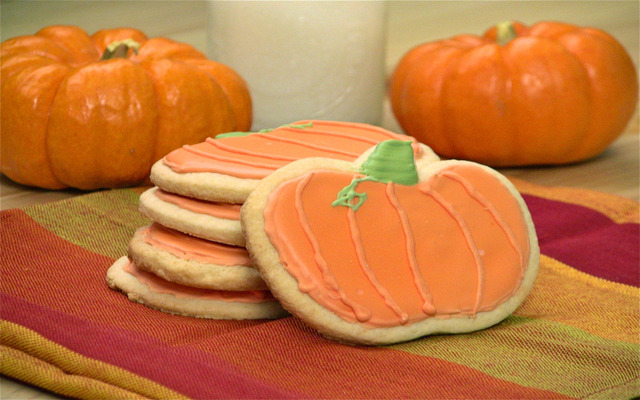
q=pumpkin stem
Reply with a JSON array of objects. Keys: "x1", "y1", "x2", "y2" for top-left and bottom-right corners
[
  {"x1": 360, "y1": 140, "x2": 419, "y2": 185},
  {"x1": 100, "y1": 38, "x2": 141, "y2": 60},
  {"x1": 332, "y1": 140, "x2": 419, "y2": 211},
  {"x1": 495, "y1": 21, "x2": 518, "y2": 46}
]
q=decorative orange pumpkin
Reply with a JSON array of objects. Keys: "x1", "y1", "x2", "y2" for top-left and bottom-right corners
[
  {"x1": 389, "y1": 21, "x2": 638, "y2": 166},
  {"x1": 1, "y1": 25, "x2": 252, "y2": 190}
]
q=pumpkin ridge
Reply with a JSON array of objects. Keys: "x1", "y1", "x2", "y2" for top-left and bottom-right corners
[
  {"x1": 294, "y1": 120, "x2": 403, "y2": 140},
  {"x1": 437, "y1": 45, "x2": 473, "y2": 158},
  {"x1": 196, "y1": 64, "x2": 240, "y2": 132},
  {"x1": 205, "y1": 137, "x2": 298, "y2": 162},
  {"x1": 1, "y1": 62, "x2": 69, "y2": 188},
  {"x1": 254, "y1": 131, "x2": 361, "y2": 158},
  {"x1": 294, "y1": 172, "x2": 372, "y2": 322},
  {"x1": 418, "y1": 183, "x2": 485, "y2": 315},
  {"x1": 494, "y1": 44, "x2": 518, "y2": 163},
  {"x1": 42, "y1": 63, "x2": 71, "y2": 188},
  {"x1": 554, "y1": 30, "x2": 634, "y2": 161},
  {"x1": 345, "y1": 204, "x2": 409, "y2": 324},
  {"x1": 559, "y1": 34, "x2": 598, "y2": 161},
  {"x1": 181, "y1": 141, "x2": 281, "y2": 171},
  {"x1": 3, "y1": 36, "x2": 71, "y2": 64},
  {"x1": 277, "y1": 126, "x2": 382, "y2": 146},
  {"x1": 439, "y1": 170, "x2": 526, "y2": 275},
  {"x1": 384, "y1": 181, "x2": 436, "y2": 316},
  {"x1": 181, "y1": 58, "x2": 252, "y2": 132}
]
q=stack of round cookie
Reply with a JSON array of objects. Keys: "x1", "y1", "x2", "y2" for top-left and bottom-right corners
[{"x1": 107, "y1": 120, "x2": 439, "y2": 320}]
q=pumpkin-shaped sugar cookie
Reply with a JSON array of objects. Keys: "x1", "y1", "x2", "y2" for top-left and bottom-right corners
[
  {"x1": 242, "y1": 140, "x2": 539, "y2": 345},
  {"x1": 151, "y1": 120, "x2": 439, "y2": 204}
]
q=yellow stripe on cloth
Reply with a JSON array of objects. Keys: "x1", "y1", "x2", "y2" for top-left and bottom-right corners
[
  {"x1": 0, "y1": 321, "x2": 188, "y2": 400},
  {"x1": 509, "y1": 177, "x2": 639, "y2": 224},
  {"x1": 390, "y1": 254, "x2": 640, "y2": 398},
  {"x1": 389, "y1": 254, "x2": 640, "y2": 398},
  {"x1": 516, "y1": 255, "x2": 639, "y2": 344}
]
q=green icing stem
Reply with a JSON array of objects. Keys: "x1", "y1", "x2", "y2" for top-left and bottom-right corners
[
  {"x1": 215, "y1": 122, "x2": 314, "y2": 139},
  {"x1": 360, "y1": 140, "x2": 418, "y2": 185},
  {"x1": 333, "y1": 140, "x2": 419, "y2": 211}
]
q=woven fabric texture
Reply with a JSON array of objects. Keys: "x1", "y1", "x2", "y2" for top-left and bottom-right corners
[{"x1": 1, "y1": 179, "x2": 638, "y2": 399}]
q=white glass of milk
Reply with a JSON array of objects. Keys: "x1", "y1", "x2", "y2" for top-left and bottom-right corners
[{"x1": 207, "y1": 0, "x2": 388, "y2": 131}]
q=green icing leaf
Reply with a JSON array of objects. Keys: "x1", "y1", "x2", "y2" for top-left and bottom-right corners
[
  {"x1": 286, "y1": 122, "x2": 314, "y2": 130},
  {"x1": 331, "y1": 176, "x2": 376, "y2": 212},
  {"x1": 259, "y1": 121, "x2": 314, "y2": 133},
  {"x1": 215, "y1": 131, "x2": 252, "y2": 139},
  {"x1": 215, "y1": 122, "x2": 313, "y2": 139}
]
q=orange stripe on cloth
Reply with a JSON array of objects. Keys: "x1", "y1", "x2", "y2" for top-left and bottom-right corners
[
  {"x1": 509, "y1": 177, "x2": 639, "y2": 224},
  {"x1": 179, "y1": 317, "x2": 572, "y2": 399},
  {"x1": 516, "y1": 255, "x2": 639, "y2": 344},
  {"x1": 0, "y1": 321, "x2": 186, "y2": 400}
]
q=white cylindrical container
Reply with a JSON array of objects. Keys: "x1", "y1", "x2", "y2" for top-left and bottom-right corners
[{"x1": 207, "y1": 1, "x2": 388, "y2": 131}]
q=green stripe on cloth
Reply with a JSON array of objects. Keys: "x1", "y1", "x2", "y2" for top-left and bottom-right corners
[
  {"x1": 390, "y1": 315, "x2": 640, "y2": 399},
  {"x1": 23, "y1": 188, "x2": 150, "y2": 260}
]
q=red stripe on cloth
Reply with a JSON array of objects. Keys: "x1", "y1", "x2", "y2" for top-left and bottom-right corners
[
  {"x1": 1, "y1": 209, "x2": 299, "y2": 399},
  {"x1": 523, "y1": 195, "x2": 639, "y2": 287},
  {"x1": 2, "y1": 293, "x2": 299, "y2": 399},
  {"x1": 176, "y1": 317, "x2": 573, "y2": 399},
  {"x1": 1, "y1": 208, "x2": 264, "y2": 342},
  {"x1": 3, "y1": 294, "x2": 571, "y2": 400}
]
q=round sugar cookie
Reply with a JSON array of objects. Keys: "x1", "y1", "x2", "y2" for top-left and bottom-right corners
[
  {"x1": 128, "y1": 223, "x2": 265, "y2": 291},
  {"x1": 241, "y1": 140, "x2": 539, "y2": 345},
  {"x1": 150, "y1": 120, "x2": 439, "y2": 203},
  {"x1": 107, "y1": 257, "x2": 287, "y2": 320},
  {"x1": 139, "y1": 186, "x2": 244, "y2": 246}
]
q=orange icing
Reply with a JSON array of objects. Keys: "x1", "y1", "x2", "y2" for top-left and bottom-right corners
[
  {"x1": 122, "y1": 259, "x2": 274, "y2": 302},
  {"x1": 263, "y1": 164, "x2": 529, "y2": 327},
  {"x1": 154, "y1": 189, "x2": 241, "y2": 220},
  {"x1": 162, "y1": 120, "x2": 419, "y2": 178},
  {"x1": 141, "y1": 223, "x2": 251, "y2": 266}
]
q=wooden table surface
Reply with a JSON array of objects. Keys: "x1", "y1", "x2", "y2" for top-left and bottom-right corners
[{"x1": 1, "y1": 1, "x2": 638, "y2": 398}]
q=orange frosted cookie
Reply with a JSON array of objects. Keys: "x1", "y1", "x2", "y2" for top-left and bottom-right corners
[
  {"x1": 241, "y1": 140, "x2": 539, "y2": 344},
  {"x1": 127, "y1": 223, "x2": 265, "y2": 291},
  {"x1": 150, "y1": 120, "x2": 439, "y2": 203},
  {"x1": 107, "y1": 256, "x2": 287, "y2": 320},
  {"x1": 139, "y1": 187, "x2": 245, "y2": 246}
]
